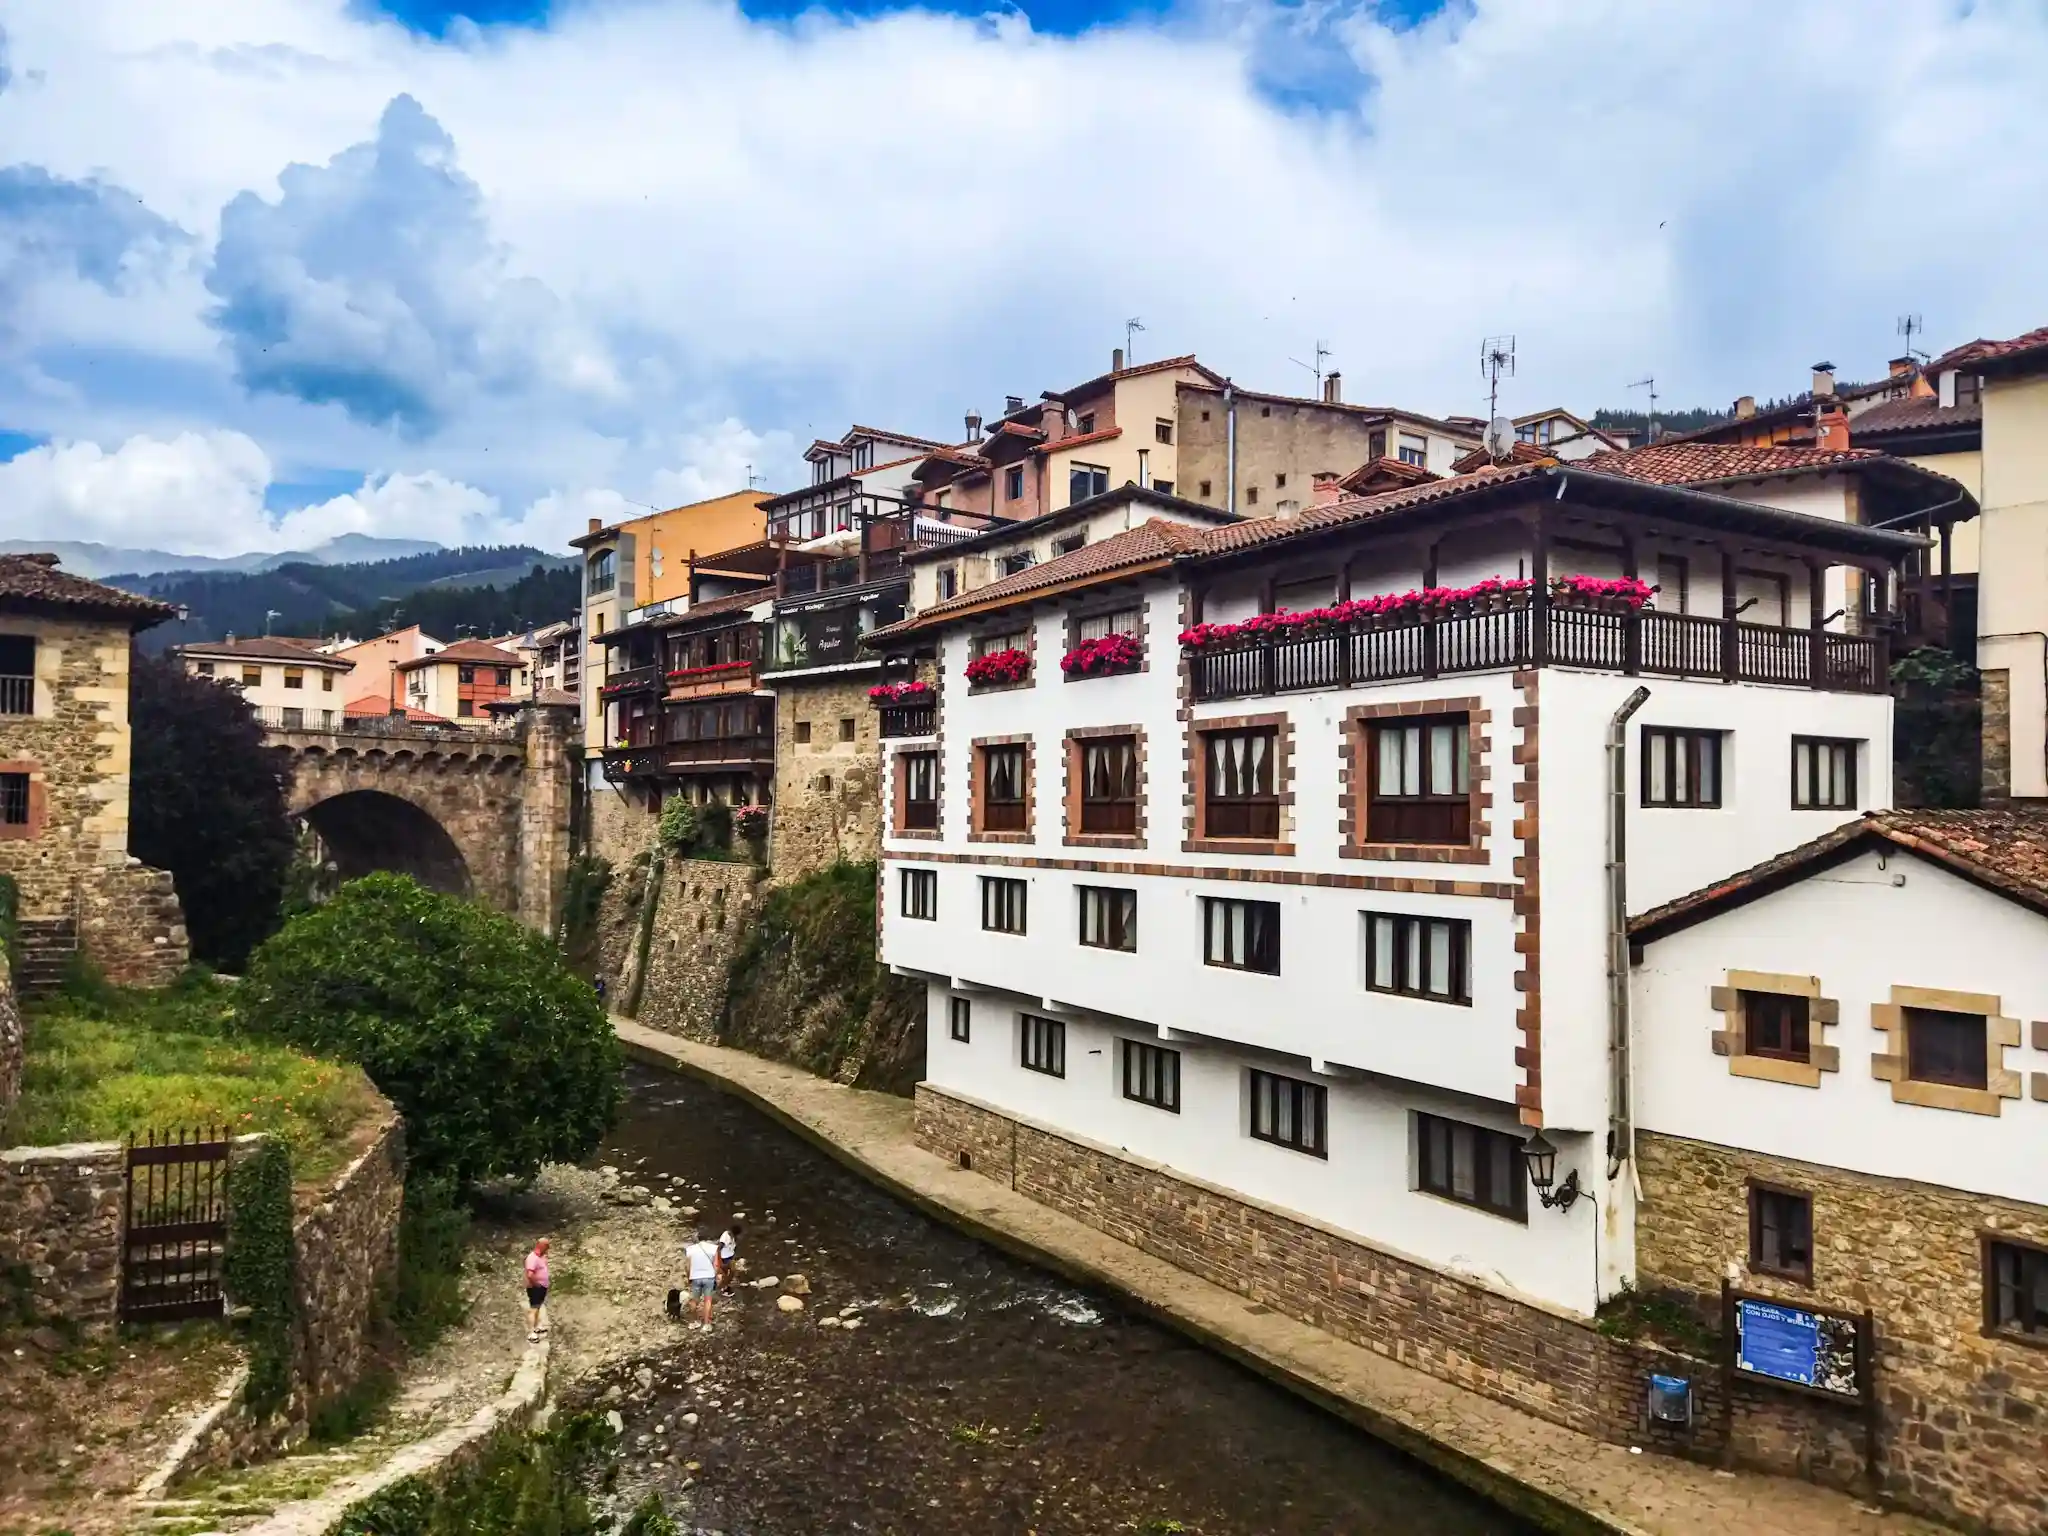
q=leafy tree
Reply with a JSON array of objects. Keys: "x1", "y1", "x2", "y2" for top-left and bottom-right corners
[
  {"x1": 128, "y1": 650, "x2": 298, "y2": 969},
  {"x1": 238, "y1": 873, "x2": 621, "y2": 1187}
]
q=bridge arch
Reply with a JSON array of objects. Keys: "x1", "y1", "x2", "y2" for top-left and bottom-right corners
[{"x1": 299, "y1": 790, "x2": 473, "y2": 897}]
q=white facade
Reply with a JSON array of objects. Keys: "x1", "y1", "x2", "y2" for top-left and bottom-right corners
[{"x1": 180, "y1": 644, "x2": 353, "y2": 729}]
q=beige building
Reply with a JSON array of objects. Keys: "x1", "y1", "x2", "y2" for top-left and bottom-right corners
[
  {"x1": 0, "y1": 553, "x2": 187, "y2": 987},
  {"x1": 393, "y1": 639, "x2": 527, "y2": 721},
  {"x1": 330, "y1": 625, "x2": 444, "y2": 715},
  {"x1": 175, "y1": 635, "x2": 355, "y2": 730}
]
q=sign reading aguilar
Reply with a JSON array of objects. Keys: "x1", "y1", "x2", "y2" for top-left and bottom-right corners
[{"x1": 1733, "y1": 1296, "x2": 1862, "y2": 1397}]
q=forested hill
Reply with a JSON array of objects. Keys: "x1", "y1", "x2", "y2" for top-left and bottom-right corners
[
  {"x1": 1590, "y1": 405, "x2": 1731, "y2": 438},
  {"x1": 121, "y1": 546, "x2": 579, "y2": 652}
]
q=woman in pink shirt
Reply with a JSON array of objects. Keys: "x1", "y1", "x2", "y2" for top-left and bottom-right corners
[{"x1": 524, "y1": 1238, "x2": 551, "y2": 1342}]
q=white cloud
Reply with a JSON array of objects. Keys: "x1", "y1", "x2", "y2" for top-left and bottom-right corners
[{"x1": 0, "y1": 0, "x2": 2044, "y2": 556}]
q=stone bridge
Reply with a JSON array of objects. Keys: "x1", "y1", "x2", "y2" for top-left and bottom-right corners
[{"x1": 266, "y1": 708, "x2": 575, "y2": 932}]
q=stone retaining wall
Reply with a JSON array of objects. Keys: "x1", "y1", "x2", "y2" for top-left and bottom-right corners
[
  {"x1": 635, "y1": 857, "x2": 766, "y2": 1041},
  {"x1": 0, "y1": 1138, "x2": 124, "y2": 1328},
  {"x1": 79, "y1": 862, "x2": 189, "y2": 988},
  {"x1": 0, "y1": 965, "x2": 21, "y2": 1118}
]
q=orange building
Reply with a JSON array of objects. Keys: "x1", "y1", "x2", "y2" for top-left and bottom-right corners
[{"x1": 393, "y1": 639, "x2": 528, "y2": 720}]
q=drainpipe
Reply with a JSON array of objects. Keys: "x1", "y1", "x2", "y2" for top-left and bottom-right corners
[
  {"x1": 1224, "y1": 379, "x2": 1238, "y2": 515},
  {"x1": 1607, "y1": 684, "x2": 1650, "y2": 1195}
]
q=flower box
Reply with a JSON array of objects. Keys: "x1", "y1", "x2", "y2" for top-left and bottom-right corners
[
  {"x1": 963, "y1": 648, "x2": 1031, "y2": 687},
  {"x1": 867, "y1": 680, "x2": 935, "y2": 706},
  {"x1": 1548, "y1": 574, "x2": 1653, "y2": 610},
  {"x1": 1178, "y1": 578, "x2": 1535, "y2": 650},
  {"x1": 667, "y1": 659, "x2": 753, "y2": 682},
  {"x1": 1060, "y1": 633, "x2": 1142, "y2": 678}
]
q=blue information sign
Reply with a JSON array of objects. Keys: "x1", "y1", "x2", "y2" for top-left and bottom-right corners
[{"x1": 1735, "y1": 1296, "x2": 1861, "y2": 1397}]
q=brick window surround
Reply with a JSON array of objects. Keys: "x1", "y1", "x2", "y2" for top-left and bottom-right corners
[
  {"x1": 0, "y1": 760, "x2": 47, "y2": 841},
  {"x1": 1184, "y1": 711, "x2": 1295, "y2": 856},
  {"x1": 967, "y1": 625, "x2": 1036, "y2": 695},
  {"x1": 1709, "y1": 970, "x2": 1841, "y2": 1088},
  {"x1": 1872, "y1": 985, "x2": 2022, "y2": 1116},
  {"x1": 1061, "y1": 598, "x2": 1151, "y2": 681},
  {"x1": 969, "y1": 734, "x2": 1035, "y2": 845},
  {"x1": 1064, "y1": 725, "x2": 1146, "y2": 850},
  {"x1": 1339, "y1": 698, "x2": 1491, "y2": 866},
  {"x1": 891, "y1": 747, "x2": 942, "y2": 842}
]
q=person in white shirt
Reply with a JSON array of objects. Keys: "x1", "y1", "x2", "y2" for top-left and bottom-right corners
[
  {"x1": 716, "y1": 1220, "x2": 743, "y2": 1293},
  {"x1": 684, "y1": 1230, "x2": 720, "y2": 1328}
]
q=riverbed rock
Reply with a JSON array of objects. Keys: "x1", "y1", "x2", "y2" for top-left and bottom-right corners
[
  {"x1": 605, "y1": 1411, "x2": 625, "y2": 1434},
  {"x1": 818, "y1": 1316, "x2": 841, "y2": 1329},
  {"x1": 681, "y1": 1412, "x2": 699, "y2": 1427},
  {"x1": 842, "y1": 1317, "x2": 863, "y2": 1330},
  {"x1": 783, "y1": 1273, "x2": 810, "y2": 1296},
  {"x1": 753, "y1": 1276, "x2": 780, "y2": 1289},
  {"x1": 635, "y1": 1366, "x2": 655, "y2": 1391},
  {"x1": 776, "y1": 1294, "x2": 805, "y2": 1314},
  {"x1": 653, "y1": 1197, "x2": 673, "y2": 1214}
]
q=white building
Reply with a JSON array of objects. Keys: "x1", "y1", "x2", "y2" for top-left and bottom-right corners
[
  {"x1": 869, "y1": 464, "x2": 1937, "y2": 1326},
  {"x1": 176, "y1": 636, "x2": 354, "y2": 729}
]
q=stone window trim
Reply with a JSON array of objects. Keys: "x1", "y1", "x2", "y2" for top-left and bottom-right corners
[
  {"x1": 1183, "y1": 710, "x2": 1295, "y2": 857},
  {"x1": 1745, "y1": 1177, "x2": 1815, "y2": 1287},
  {"x1": 1981, "y1": 1232, "x2": 2048, "y2": 1351},
  {"x1": 965, "y1": 622, "x2": 1037, "y2": 695},
  {"x1": 968, "y1": 734, "x2": 1035, "y2": 845},
  {"x1": 1510, "y1": 671, "x2": 1541, "y2": 1126},
  {"x1": 890, "y1": 746, "x2": 942, "y2": 842},
  {"x1": 0, "y1": 759, "x2": 48, "y2": 841},
  {"x1": 2035, "y1": 1020, "x2": 2048, "y2": 1104},
  {"x1": 1872, "y1": 985, "x2": 2022, "y2": 1116},
  {"x1": 1060, "y1": 593, "x2": 1152, "y2": 681},
  {"x1": 1338, "y1": 697, "x2": 1492, "y2": 867},
  {"x1": 1063, "y1": 724, "x2": 1147, "y2": 850},
  {"x1": 1709, "y1": 970, "x2": 1841, "y2": 1088}
]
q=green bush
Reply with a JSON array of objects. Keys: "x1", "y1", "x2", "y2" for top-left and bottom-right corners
[
  {"x1": 226, "y1": 1137, "x2": 298, "y2": 1418},
  {"x1": 657, "y1": 796, "x2": 699, "y2": 855},
  {"x1": 333, "y1": 1412, "x2": 629, "y2": 1536},
  {"x1": 558, "y1": 854, "x2": 612, "y2": 969},
  {"x1": 237, "y1": 873, "x2": 622, "y2": 1188},
  {"x1": 697, "y1": 801, "x2": 733, "y2": 851},
  {"x1": 391, "y1": 1175, "x2": 471, "y2": 1349}
]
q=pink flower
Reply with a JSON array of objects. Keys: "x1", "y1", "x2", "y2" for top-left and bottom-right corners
[
  {"x1": 1060, "y1": 633, "x2": 1143, "y2": 676},
  {"x1": 964, "y1": 647, "x2": 1032, "y2": 686}
]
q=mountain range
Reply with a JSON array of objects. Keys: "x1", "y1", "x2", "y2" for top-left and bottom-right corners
[{"x1": 0, "y1": 533, "x2": 445, "y2": 581}]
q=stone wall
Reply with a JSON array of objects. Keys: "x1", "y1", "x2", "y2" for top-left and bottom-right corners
[
  {"x1": 633, "y1": 856, "x2": 766, "y2": 1041},
  {"x1": 1637, "y1": 1130, "x2": 2048, "y2": 1533},
  {"x1": 769, "y1": 674, "x2": 891, "y2": 882},
  {"x1": 0, "y1": 964, "x2": 20, "y2": 1119},
  {"x1": 78, "y1": 861, "x2": 188, "y2": 987},
  {"x1": 1980, "y1": 667, "x2": 2012, "y2": 802},
  {"x1": 0, "y1": 1139, "x2": 125, "y2": 1329}
]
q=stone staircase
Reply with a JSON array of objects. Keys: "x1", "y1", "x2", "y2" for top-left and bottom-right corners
[{"x1": 13, "y1": 916, "x2": 78, "y2": 999}]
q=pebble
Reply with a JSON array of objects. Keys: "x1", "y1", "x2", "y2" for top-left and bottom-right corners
[
  {"x1": 783, "y1": 1273, "x2": 810, "y2": 1296},
  {"x1": 682, "y1": 1412, "x2": 699, "y2": 1427},
  {"x1": 818, "y1": 1316, "x2": 841, "y2": 1329},
  {"x1": 635, "y1": 1366, "x2": 655, "y2": 1390},
  {"x1": 777, "y1": 1295, "x2": 805, "y2": 1313},
  {"x1": 842, "y1": 1317, "x2": 863, "y2": 1330},
  {"x1": 605, "y1": 1411, "x2": 625, "y2": 1434}
]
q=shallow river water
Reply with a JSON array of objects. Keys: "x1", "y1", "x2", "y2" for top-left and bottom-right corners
[{"x1": 585, "y1": 1065, "x2": 1533, "y2": 1535}]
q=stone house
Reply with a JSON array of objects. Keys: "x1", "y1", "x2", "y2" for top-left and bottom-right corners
[{"x1": 0, "y1": 553, "x2": 188, "y2": 987}]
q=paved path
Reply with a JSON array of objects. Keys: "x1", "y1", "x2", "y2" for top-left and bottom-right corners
[{"x1": 616, "y1": 1020, "x2": 1953, "y2": 1536}]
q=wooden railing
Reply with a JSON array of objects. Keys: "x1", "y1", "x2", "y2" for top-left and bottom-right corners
[
  {"x1": 600, "y1": 663, "x2": 663, "y2": 697},
  {"x1": 1188, "y1": 604, "x2": 1890, "y2": 702},
  {"x1": 879, "y1": 702, "x2": 937, "y2": 738}
]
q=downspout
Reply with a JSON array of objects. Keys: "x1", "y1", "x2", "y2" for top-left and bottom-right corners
[
  {"x1": 1224, "y1": 379, "x2": 1238, "y2": 515},
  {"x1": 1608, "y1": 684, "x2": 1651, "y2": 1198}
]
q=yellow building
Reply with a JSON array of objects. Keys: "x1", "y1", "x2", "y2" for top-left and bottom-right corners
[{"x1": 175, "y1": 635, "x2": 355, "y2": 730}]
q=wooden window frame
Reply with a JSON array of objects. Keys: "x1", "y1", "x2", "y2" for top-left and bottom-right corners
[
  {"x1": 1020, "y1": 1013, "x2": 1065, "y2": 1078},
  {"x1": 1121, "y1": 1039, "x2": 1180, "y2": 1113},
  {"x1": 1741, "y1": 990, "x2": 1811, "y2": 1063},
  {"x1": 1365, "y1": 714, "x2": 1472, "y2": 845},
  {"x1": 1202, "y1": 896, "x2": 1280, "y2": 975},
  {"x1": 1004, "y1": 465, "x2": 1025, "y2": 501},
  {"x1": 1199, "y1": 726, "x2": 1281, "y2": 842},
  {"x1": 1248, "y1": 1069, "x2": 1326, "y2": 1158},
  {"x1": 1077, "y1": 885, "x2": 1136, "y2": 953},
  {"x1": 1077, "y1": 735, "x2": 1138, "y2": 836},
  {"x1": 1363, "y1": 912, "x2": 1471, "y2": 1005},
  {"x1": 900, "y1": 868, "x2": 937, "y2": 921},
  {"x1": 1709, "y1": 970, "x2": 1840, "y2": 1088},
  {"x1": 1983, "y1": 1234, "x2": 2048, "y2": 1347},
  {"x1": 949, "y1": 996, "x2": 971, "y2": 1044},
  {"x1": 980, "y1": 743, "x2": 1028, "y2": 833},
  {"x1": 1791, "y1": 736, "x2": 1858, "y2": 810},
  {"x1": 1872, "y1": 985, "x2": 2021, "y2": 1115},
  {"x1": 980, "y1": 876, "x2": 1027, "y2": 936},
  {"x1": 1747, "y1": 1180, "x2": 1815, "y2": 1285},
  {"x1": 1642, "y1": 726, "x2": 1723, "y2": 809},
  {"x1": 899, "y1": 750, "x2": 939, "y2": 833},
  {"x1": 1415, "y1": 1111, "x2": 1527, "y2": 1222},
  {"x1": 1904, "y1": 1006, "x2": 1990, "y2": 1091}
]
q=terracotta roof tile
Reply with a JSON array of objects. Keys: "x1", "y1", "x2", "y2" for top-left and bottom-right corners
[
  {"x1": 1577, "y1": 442, "x2": 1885, "y2": 486},
  {"x1": 1448, "y1": 442, "x2": 1552, "y2": 476},
  {"x1": 1337, "y1": 456, "x2": 1443, "y2": 494},
  {"x1": 1849, "y1": 396, "x2": 1982, "y2": 438},
  {"x1": 1930, "y1": 326, "x2": 2048, "y2": 375},
  {"x1": 178, "y1": 636, "x2": 354, "y2": 666},
  {"x1": 0, "y1": 553, "x2": 178, "y2": 626},
  {"x1": 343, "y1": 695, "x2": 450, "y2": 722},
  {"x1": 1196, "y1": 462, "x2": 1549, "y2": 557},
  {"x1": 395, "y1": 638, "x2": 524, "y2": 670},
  {"x1": 1034, "y1": 426, "x2": 1122, "y2": 456}
]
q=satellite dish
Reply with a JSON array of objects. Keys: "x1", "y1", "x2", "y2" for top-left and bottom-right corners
[{"x1": 1485, "y1": 416, "x2": 1514, "y2": 461}]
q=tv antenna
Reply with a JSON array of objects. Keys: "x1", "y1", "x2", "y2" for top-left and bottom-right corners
[
  {"x1": 1898, "y1": 313, "x2": 1929, "y2": 364},
  {"x1": 1629, "y1": 375, "x2": 1660, "y2": 443},
  {"x1": 1124, "y1": 317, "x2": 1146, "y2": 364},
  {"x1": 744, "y1": 462, "x2": 757, "y2": 490},
  {"x1": 263, "y1": 607, "x2": 282, "y2": 636},
  {"x1": 1480, "y1": 336, "x2": 1516, "y2": 421},
  {"x1": 1289, "y1": 340, "x2": 1333, "y2": 394}
]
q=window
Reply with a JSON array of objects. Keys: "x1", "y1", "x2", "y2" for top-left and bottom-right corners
[
  {"x1": 1249, "y1": 1070, "x2": 1325, "y2": 1156},
  {"x1": 0, "y1": 635, "x2": 32, "y2": 715},
  {"x1": 1416, "y1": 1113, "x2": 1526, "y2": 1221},
  {"x1": 974, "y1": 630, "x2": 1028, "y2": 662},
  {"x1": 1748, "y1": 1185, "x2": 1813, "y2": 1282},
  {"x1": 1364, "y1": 913, "x2": 1470, "y2": 1003},
  {"x1": 1366, "y1": 716, "x2": 1469, "y2": 843},
  {"x1": 902, "y1": 752, "x2": 938, "y2": 830},
  {"x1": 321, "y1": 710, "x2": 336, "y2": 729},
  {"x1": 458, "y1": 699, "x2": 475, "y2": 717},
  {"x1": 839, "y1": 717, "x2": 856, "y2": 743},
  {"x1": 195, "y1": 661, "x2": 215, "y2": 676},
  {"x1": 1079, "y1": 736, "x2": 1137, "y2": 834},
  {"x1": 283, "y1": 669, "x2": 304, "y2": 689},
  {"x1": 1246, "y1": 486, "x2": 1259, "y2": 506},
  {"x1": 1076, "y1": 412, "x2": 1096, "y2": 434},
  {"x1": 1955, "y1": 372, "x2": 1982, "y2": 408},
  {"x1": 1202, "y1": 727, "x2": 1278, "y2": 839},
  {"x1": 938, "y1": 567, "x2": 960, "y2": 601},
  {"x1": 1075, "y1": 608, "x2": 1140, "y2": 645},
  {"x1": 588, "y1": 548, "x2": 617, "y2": 594},
  {"x1": 949, "y1": 997, "x2": 971, "y2": 1044},
  {"x1": 1155, "y1": 479, "x2": 1174, "y2": 496},
  {"x1": 901, "y1": 868, "x2": 937, "y2": 920},
  {"x1": 1069, "y1": 464, "x2": 1109, "y2": 502},
  {"x1": 1154, "y1": 418, "x2": 1173, "y2": 445},
  {"x1": 1000, "y1": 551, "x2": 1037, "y2": 578},
  {"x1": 241, "y1": 666, "x2": 263, "y2": 688},
  {"x1": 795, "y1": 721, "x2": 812, "y2": 745},
  {"x1": 1052, "y1": 533, "x2": 1086, "y2": 557},
  {"x1": 322, "y1": 672, "x2": 335, "y2": 692},
  {"x1": 1642, "y1": 727, "x2": 1722, "y2": 808},
  {"x1": 1005, "y1": 465, "x2": 1025, "y2": 500},
  {"x1": 1741, "y1": 991, "x2": 1810, "y2": 1062},
  {"x1": 1368, "y1": 429, "x2": 1387, "y2": 460},
  {"x1": 1398, "y1": 433, "x2": 1428, "y2": 467},
  {"x1": 1654, "y1": 555, "x2": 1689, "y2": 613},
  {"x1": 1122, "y1": 1040, "x2": 1180, "y2": 1111},
  {"x1": 1792, "y1": 737, "x2": 1857, "y2": 810},
  {"x1": 0, "y1": 772, "x2": 28, "y2": 827},
  {"x1": 1904, "y1": 1006, "x2": 1988, "y2": 1090},
  {"x1": 1203, "y1": 897, "x2": 1279, "y2": 974},
  {"x1": 1275, "y1": 472, "x2": 1287, "y2": 490},
  {"x1": 1198, "y1": 480, "x2": 1212, "y2": 499},
  {"x1": 1079, "y1": 886, "x2": 1136, "y2": 951},
  {"x1": 495, "y1": 668, "x2": 511, "y2": 687},
  {"x1": 981, "y1": 745, "x2": 1028, "y2": 832},
  {"x1": 280, "y1": 707, "x2": 304, "y2": 729},
  {"x1": 1987, "y1": 1239, "x2": 2048, "y2": 1341},
  {"x1": 981, "y1": 876, "x2": 1027, "y2": 935},
  {"x1": 1021, "y1": 1013, "x2": 1065, "y2": 1077}
]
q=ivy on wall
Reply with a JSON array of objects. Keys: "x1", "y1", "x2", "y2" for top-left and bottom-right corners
[
  {"x1": 623, "y1": 850, "x2": 665, "y2": 1020},
  {"x1": 225, "y1": 1136, "x2": 298, "y2": 1419},
  {"x1": 557, "y1": 854, "x2": 612, "y2": 971}
]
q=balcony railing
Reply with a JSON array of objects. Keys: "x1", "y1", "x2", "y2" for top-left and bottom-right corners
[
  {"x1": 879, "y1": 702, "x2": 937, "y2": 738},
  {"x1": 0, "y1": 673, "x2": 31, "y2": 715},
  {"x1": 1187, "y1": 603, "x2": 1889, "y2": 702},
  {"x1": 600, "y1": 663, "x2": 664, "y2": 697},
  {"x1": 665, "y1": 659, "x2": 760, "y2": 701}
]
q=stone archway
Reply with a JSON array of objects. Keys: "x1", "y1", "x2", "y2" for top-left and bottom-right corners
[{"x1": 299, "y1": 789, "x2": 474, "y2": 897}]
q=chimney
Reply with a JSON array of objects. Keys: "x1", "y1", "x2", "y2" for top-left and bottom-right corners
[
  {"x1": 1888, "y1": 356, "x2": 1915, "y2": 379},
  {"x1": 1910, "y1": 367, "x2": 1936, "y2": 400},
  {"x1": 1811, "y1": 361, "x2": 1836, "y2": 398},
  {"x1": 964, "y1": 411, "x2": 982, "y2": 442},
  {"x1": 1734, "y1": 395, "x2": 1757, "y2": 420},
  {"x1": 1112, "y1": 347, "x2": 1125, "y2": 373},
  {"x1": 1817, "y1": 403, "x2": 1851, "y2": 453},
  {"x1": 1322, "y1": 371, "x2": 1342, "y2": 405},
  {"x1": 1311, "y1": 472, "x2": 1343, "y2": 507},
  {"x1": 586, "y1": 517, "x2": 602, "y2": 535},
  {"x1": 1005, "y1": 395, "x2": 1025, "y2": 414}
]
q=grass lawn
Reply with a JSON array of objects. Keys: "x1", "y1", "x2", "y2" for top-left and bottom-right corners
[{"x1": 3, "y1": 973, "x2": 382, "y2": 1186}]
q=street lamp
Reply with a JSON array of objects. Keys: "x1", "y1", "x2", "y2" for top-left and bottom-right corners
[{"x1": 1521, "y1": 1130, "x2": 1583, "y2": 1213}]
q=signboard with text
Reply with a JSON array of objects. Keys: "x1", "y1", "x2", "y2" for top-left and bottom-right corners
[{"x1": 1732, "y1": 1295, "x2": 1863, "y2": 1399}]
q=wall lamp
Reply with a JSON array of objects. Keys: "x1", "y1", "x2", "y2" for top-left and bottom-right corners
[{"x1": 1521, "y1": 1131, "x2": 1583, "y2": 1213}]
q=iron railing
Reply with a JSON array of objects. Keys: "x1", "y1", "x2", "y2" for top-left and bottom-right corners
[
  {"x1": 121, "y1": 1127, "x2": 230, "y2": 1324},
  {"x1": 0, "y1": 673, "x2": 31, "y2": 714},
  {"x1": 600, "y1": 663, "x2": 664, "y2": 696}
]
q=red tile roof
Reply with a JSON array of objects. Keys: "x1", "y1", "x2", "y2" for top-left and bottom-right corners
[
  {"x1": 1578, "y1": 442, "x2": 1885, "y2": 486},
  {"x1": 1849, "y1": 396, "x2": 1982, "y2": 439},
  {"x1": 0, "y1": 553, "x2": 178, "y2": 626},
  {"x1": 395, "y1": 638, "x2": 523, "y2": 671},
  {"x1": 1337, "y1": 456, "x2": 1442, "y2": 493},
  {"x1": 1198, "y1": 462, "x2": 1550, "y2": 556},
  {"x1": 1448, "y1": 442, "x2": 1553, "y2": 476},
  {"x1": 178, "y1": 636, "x2": 354, "y2": 666},
  {"x1": 1930, "y1": 326, "x2": 2048, "y2": 376},
  {"x1": 1035, "y1": 427, "x2": 1121, "y2": 456},
  {"x1": 343, "y1": 695, "x2": 449, "y2": 722},
  {"x1": 1632, "y1": 809, "x2": 2048, "y2": 941}
]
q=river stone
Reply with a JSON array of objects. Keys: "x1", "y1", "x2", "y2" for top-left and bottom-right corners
[
  {"x1": 818, "y1": 1316, "x2": 841, "y2": 1329},
  {"x1": 604, "y1": 1385, "x2": 624, "y2": 1403},
  {"x1": 635, "y1": 1366, "x2": 655, "y2": 1390},
  {"x1": 682, "y1": 1412, "x2": 699, "y2": 1427},
  {"x1": 605, "y1": 1411, "x2": 625, "y2": 1434},
  {"x1": 842, "y1": 1317, "x2": 863, "y2": 1330},
  {"x1": 783, "y1": 1273, "x2": 810, "y2": 1296},
  {"x1": 653, "y1": 1197, "x2": 673, "y2": 1214},
  {"x1": 776, "y1": 1294, "x2": 805, "y2": 1313},
  {"x1": 754, "y1": 1276, "x2": 780, "y2": 1289},
  {"x1": 681, "y1": 1205, "x2": 700, "y2": 1219}
]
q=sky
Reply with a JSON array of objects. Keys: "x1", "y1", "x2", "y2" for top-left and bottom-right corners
[{"x1": 0, "y1": 0, "x2": 2044, "y2": 559}]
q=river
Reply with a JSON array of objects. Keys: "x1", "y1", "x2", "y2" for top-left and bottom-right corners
[{"x1": 585, "y1": 1064, "x2": 1534, "y2": 1534}]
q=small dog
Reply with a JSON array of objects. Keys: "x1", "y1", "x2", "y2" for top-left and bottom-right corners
[{"x1": 664, "y1": 1287, "x2": 684, "y2": 1321}]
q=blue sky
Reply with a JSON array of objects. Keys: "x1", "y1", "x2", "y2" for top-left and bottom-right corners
[{"x1": 2, "y1": 0, "x2": 2044, "y2": 556}]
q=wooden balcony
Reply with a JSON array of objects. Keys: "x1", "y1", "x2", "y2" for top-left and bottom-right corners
[
  {"x1": 879, "y1": 702, "x2": 937, "y2": 738},
  {"x1": 665, "y1": 659, "x2": 761, "y2": 702},
  {"x1": 599, "y1": 663, "x2": 664, "y2": 698},
  {"x1": 1187, "y1": 601, "x2": 1888, "y2": 703}
]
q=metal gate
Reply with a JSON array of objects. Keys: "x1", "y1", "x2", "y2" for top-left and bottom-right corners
[{"x1": 121, "y1": 1127, "x2": 230, "y2": 1324}]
